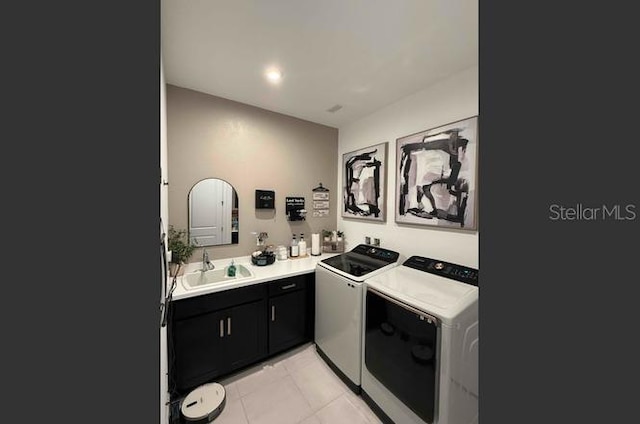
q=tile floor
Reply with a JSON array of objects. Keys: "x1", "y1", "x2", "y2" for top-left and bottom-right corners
[{"x1": 211, "y1": 343, "x2": 383, "y2": 424}]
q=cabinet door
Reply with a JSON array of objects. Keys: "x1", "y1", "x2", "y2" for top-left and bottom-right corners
[
  {"x1": 173, "y1": 309, "x2": 227, "y2": 392},
  {"x1": 225, "y1": 299, "x2": 268, "y2": 370},
  {"x1": 269, "y1": 290, "x2": 307, "y2": 354}
]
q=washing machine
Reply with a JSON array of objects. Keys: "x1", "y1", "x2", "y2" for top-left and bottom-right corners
[
  {"x1": 315, "y1": 244, "x2": 400, "y2": 392},
  {"x1": 361, "y1": 256, "x2": 478, "y2": 424}
]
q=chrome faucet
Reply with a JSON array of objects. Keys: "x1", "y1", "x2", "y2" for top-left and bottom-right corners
[{"x1": 201, "y1": 249, "x2": 215, "y2": 272}]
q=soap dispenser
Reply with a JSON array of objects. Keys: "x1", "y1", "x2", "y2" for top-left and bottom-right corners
[
  {"x1": 290, "y1": 234, "x2": 299, "y2": 258},
  {"x1": 227, "y1": 260, "x2": 236, "y2": 277},
  {"x1": 298, "y1": 233, "x2": 307, "y2": 257}
]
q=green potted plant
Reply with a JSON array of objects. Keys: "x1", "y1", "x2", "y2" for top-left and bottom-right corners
[
  {"x1": 322, "y1": 229, "x2": 332, "y2": 242},
  {"x1": 168, "y1": 225, "x2": 196, "y2": 276}
]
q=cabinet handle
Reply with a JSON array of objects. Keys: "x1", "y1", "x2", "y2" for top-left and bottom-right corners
[
  {"x1": 271, "y1": 305, "x2": 276, "y2": 321},
  {"x1": 227, "y1": 317, "x2": 231, "y2": 336},
  {"x1": 219, "y1": 320, "x2": 224, "y2": 338},
  {"x1": 281, "y1": 283, "x2": 296, "y2": 290}
]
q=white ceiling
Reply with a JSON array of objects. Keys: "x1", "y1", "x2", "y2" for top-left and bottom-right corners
[{"x1": 161, "y1": 1, "x2": 478, "y2": 128}]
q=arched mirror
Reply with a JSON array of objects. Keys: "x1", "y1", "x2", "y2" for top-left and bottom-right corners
[{"x1": 188, "y1": 178, "x2": 239, "y2": 246}]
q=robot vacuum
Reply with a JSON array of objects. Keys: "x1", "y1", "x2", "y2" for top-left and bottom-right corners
[{"x1": 180, "y1": 382, "x2": 226, "y2": 423}]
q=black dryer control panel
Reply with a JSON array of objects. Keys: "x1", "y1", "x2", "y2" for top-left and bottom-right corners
[{"x1": 403, "y1": 256, "x2": 478, "y2": 286}]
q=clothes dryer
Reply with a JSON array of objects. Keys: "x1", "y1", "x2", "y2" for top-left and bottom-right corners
[{"x1": 362, "y1": 256, "x2": 478, "y2": 424}]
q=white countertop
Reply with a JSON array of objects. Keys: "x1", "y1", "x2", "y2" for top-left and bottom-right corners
[{"x1": 171, "y1": 253, "x2": 338, "y2": 301}]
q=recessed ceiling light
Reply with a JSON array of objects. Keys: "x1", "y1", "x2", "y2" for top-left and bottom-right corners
[{"x1": 265, "y1": 69, "x2": 282, "y2": 83}]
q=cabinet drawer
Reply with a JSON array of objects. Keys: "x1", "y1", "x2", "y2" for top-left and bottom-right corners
[
  {"x1": 268, "y1": 275, "x2": 306, "y2": 296},
  {"x1": 173, "y1": 283, "x2": 267, "y2": 320}
]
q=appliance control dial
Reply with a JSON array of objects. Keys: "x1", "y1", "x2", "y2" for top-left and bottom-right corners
[{"x1": 434, "y1": 262, "x2": 444, "y2": 270}]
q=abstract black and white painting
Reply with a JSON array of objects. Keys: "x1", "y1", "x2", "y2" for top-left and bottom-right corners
[
  {"x1": 396, "y1": 116, "x2": 478, "y2": 230},
  {"x1": 342, "y1": 142, "x2": 388, "y2": 222}
]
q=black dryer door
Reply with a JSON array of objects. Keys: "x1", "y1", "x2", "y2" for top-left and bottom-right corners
[{"x1": 365, "y1": 288, "x2": 439, "y2": 423}]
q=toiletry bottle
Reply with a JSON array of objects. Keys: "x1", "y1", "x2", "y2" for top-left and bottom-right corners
[
  {"x1": 298, "y1": 233, "x2": 307, "y2": 257},
  {"x1": 290, "y1": 234, "x2": 299, "y2": 257},
  {"x1": 227, "y1": 260, "x2": 236, "y2": 277}
]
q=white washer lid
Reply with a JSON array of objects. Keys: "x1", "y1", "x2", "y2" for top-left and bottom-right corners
[{"x1": 181, "y1": 382, "x2": 226, "y2": 421}]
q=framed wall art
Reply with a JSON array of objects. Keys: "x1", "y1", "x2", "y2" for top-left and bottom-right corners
[
  {"x1": 342, "y1": 142, "x2": 388, "y2": 222},
  {"x1": 395, "y1": 116, "x2": 478, "y2": 230}
]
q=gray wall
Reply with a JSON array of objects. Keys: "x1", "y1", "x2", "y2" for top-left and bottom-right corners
[{"x1": 166, "y1": 85, "x2": 339, "y2": 262}]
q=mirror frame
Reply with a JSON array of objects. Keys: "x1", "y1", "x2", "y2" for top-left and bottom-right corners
[{"x1": 187, "y1": 178, "x2": 239, "y2": 247}]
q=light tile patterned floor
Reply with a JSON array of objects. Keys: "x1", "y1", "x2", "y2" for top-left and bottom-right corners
[{"x1": 213, "y1": 343, "x2": 382, "y2": 424}]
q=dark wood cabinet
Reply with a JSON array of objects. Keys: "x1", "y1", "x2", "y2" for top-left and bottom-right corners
[
  {"x1": 225, "y1": 300, "x2": 266, "y2": 370},
  {"x1": 170, "y1": 284, "x2": 267, "y2": 394},
  {"x1": 173, "y1": 309, "x2": 227, "y2": 391},
  {"x1": 268, "y1": 273, "x2": 315, "y2": 355},
  {"x1": 169, "y1": 272, "x2": 315, "y2": 396},
  {"x1": 269, "y1": 287, "x2": 306, "y2": 354}
]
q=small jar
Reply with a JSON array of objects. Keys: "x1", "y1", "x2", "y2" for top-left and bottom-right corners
[{"x1": 276, "y1": 245, "x2": 288, "y2": 261}]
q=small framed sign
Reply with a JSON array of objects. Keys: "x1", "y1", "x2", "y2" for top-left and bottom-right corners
[
  {"x1": 255, "y1": 190, "x2": 275, "y2": 209},
  {"x1": 313, "y1": 192, "x2": 329, "y2": 201},
  {"x1": 313, "y1": 201, "x2": 330, "y2": 209},
  {"x1": 286, "y1": 196, "x2": 306, "y2": 221}
]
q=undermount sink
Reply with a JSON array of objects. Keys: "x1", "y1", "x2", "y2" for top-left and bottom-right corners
[{"x1": 182, "y1": 264, "x2": 254, "y2": 290}]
